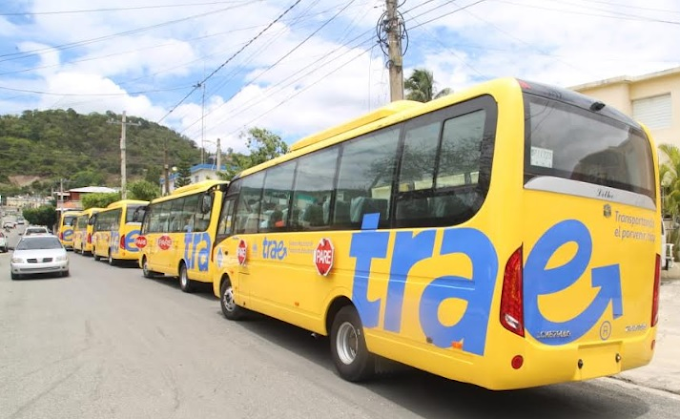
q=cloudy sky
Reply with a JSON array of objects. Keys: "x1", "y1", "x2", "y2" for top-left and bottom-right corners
[{"x1": 0, "y1": 0, "x2": 679, "y2": 153}]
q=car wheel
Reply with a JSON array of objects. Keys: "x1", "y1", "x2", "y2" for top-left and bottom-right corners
[
  {"x1": 142, "y1": 257, "x2": 156, "y2": 279},
  {"x1": 220, "y1": 277, "x2": 246, "y2": 320},
  {"x1": 330, "y1": 306, "x2": 375, "y2": 382},
  {"x1": 108, "y1": 251, "x2": 118, "y2": 266},
  {"x1": 178, "y1": 263, "x2": 195, "y2": 293}
]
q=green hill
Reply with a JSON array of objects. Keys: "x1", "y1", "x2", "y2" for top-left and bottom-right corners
[{"x1": 0, "y1": 108, "x2": 202, "y2": 192}]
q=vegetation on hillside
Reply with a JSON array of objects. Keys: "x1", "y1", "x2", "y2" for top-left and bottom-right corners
[
  {"x1": 218, "y1": 127, "x2": 289, "y2": 180},
  {"x1": 0, "y1": 108, "x2": 201, "y2": 190}
]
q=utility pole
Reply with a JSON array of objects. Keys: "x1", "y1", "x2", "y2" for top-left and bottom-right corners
[
  {"x1": 164, "y1": 138, "x2": 170, "y2": 196},
  {"x1": 194, "y1": 81, "x2": 206, "y2": 164},
  {"x1": 108, "y1": 111, "x2": 141, "y2": 199},
  {"x1": 378, "y1": 0, "x2": 406, "y2": 102},
  {"x1": 59, "y1": 178, "x2": 64, "y2": 210},
  {"x1": 216, "y1": 138, "x2": 221, "y2": 170}
]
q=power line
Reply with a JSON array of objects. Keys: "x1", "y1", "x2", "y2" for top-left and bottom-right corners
[
  {"x1": 0, "y1": 0, "x2": 258, "y2": 16},
  {"x1": 496, "y1": 0, "x2": 680, "y2": 25},
  {"x1": 0, "y1": 1, "x2": 261, "y2": 62},
  {"x1": 156, "y1": 0, "x2": 304, "y2": 124},
  {"x1": 181, "y1": 0, "x2": 358, "y2": 131},
  {"x1": 0, "y1": 85, "x2": 191, "y2": 96}
]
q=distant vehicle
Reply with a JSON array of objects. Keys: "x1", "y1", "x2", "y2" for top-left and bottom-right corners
[
  {"x1": 24, "y1": 226, "x2": 50, "y2": 236},
  {"x1": 0, "y1": 231, "x2": 7, "y2": 252},
  {"x1": 10, "y1": 235, "x2": 69, "y2": 280},
  {"x1": 3, "y1": 221, "x2": 13, "y2": 230},
  {"x1": 56, "y1": 210, "x2": 82, "y2": 250},
  {"x1": 92, "y1": 200, "x2": 147, "y2": 266},
  {"x1": 16, "y1": 219, "x2": 25, "y2": 225}
]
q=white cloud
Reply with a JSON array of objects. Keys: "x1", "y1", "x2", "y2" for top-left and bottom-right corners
[{"x1": 1, "y1": 0, "x2": 679, "y2": 156}]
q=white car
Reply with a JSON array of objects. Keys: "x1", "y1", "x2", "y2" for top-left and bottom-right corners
[
  {"x1": 24, "y1": 226, "x2": 50, "y2": 236},
  {"x1": 0, "y1": 231, "x2": 7, "y2": 252},
  {"x1": 10, "y1": 235, "x2": 69, "y2": 280}
]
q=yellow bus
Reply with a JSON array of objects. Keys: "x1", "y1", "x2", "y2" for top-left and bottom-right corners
[
  {"x1": 138, "y1": 180, "x2": 229, "y2": 293},
  {"x1": 57, "y1": 209, "x2": 82, "y2": 250},
  {"x1": 73, "y1": 207, "x2": 103, "y2": 255},
  {"x1": 92, "y1": 200, "x2": 148, "y2": 266},
  {"x1": 211, "y1": 78, "x2": 661, "y2": 390}
]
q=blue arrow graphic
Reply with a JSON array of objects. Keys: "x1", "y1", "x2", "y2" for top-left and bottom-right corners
[{"x1": 524, "y1": 220, "x2": 623, "y2": 345}]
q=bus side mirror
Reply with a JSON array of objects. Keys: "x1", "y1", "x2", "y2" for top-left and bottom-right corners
[{"x1": 201, "y1": 194, "x2": 212, "y2": 214}]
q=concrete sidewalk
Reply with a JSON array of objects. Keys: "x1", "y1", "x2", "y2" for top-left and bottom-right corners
[{"x1": 614, "y1": 273, "x2": 680, "y2": 394}]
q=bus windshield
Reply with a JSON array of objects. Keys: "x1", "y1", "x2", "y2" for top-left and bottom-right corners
[{"x1": 524, "y1": 95, "x2": 656, "y2": 201}]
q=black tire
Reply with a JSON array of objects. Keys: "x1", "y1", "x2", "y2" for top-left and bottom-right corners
[
  {"x1": 330, "y1": 306, "x2": 375, "y2": 382},
  {"x1": 142, "y1": 256, "x2": 157, "y2": 278},
  {"x1": 10, "y1": 272, "x2": 20, "y2": 280},
  {"x1": 108, "y1": 250, "x2": 118, "y2": 267},
  {"x1": 220, "y1": 277, "x2": 246, "y2": 320},
  {"x1": 93, "y1": 249, "x2": 100, "y2": 261},
  {"x1": 178, "y1": 263, "x2": 195, "y2": 293}
]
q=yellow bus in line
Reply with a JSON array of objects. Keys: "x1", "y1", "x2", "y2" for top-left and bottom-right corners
[
  {"x1": 57, "y1": 209, "x2": 82, "y2": 250},
  {"x1": 73, "y1": 208, "x2": 103, "y2": 255},
  {"x1": 138, "y1": 180, "x2": 229, "y2": 293},
  {"x1": 92, "y1": 200, "x2": 148, "y2": 265},
  {"x1": 211, "y1": 78, "x2": 660, "y2": 390}
]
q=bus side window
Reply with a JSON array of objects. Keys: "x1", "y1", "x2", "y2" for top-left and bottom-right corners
[
  {"x1": 234, "y1": 172, "x2": 265, "y2": 234},
  {"x1": 333, "y1": 127, "x2": 399, "y2": 229}
]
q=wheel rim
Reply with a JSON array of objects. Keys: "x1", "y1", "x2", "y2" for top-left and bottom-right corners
[
  {"x1": 336, "y1": 322, "x2": 359, "y2": 365},
  {"x1": 143, "y1": 259, "x2": 149, "y2": 276},
  {"x1": 180, "y1": 267, "x2": 187, "y2": 287},
  {"x1": 108, "y1": 253, "x2": 113, "y2": 264},
  {"x1": 222, "y1": 284, "x2": 236, "y2": 312}
]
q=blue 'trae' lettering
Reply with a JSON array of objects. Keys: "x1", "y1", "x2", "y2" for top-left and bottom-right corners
[
  {"x1": 262, "y1": 237, "x2": 287, "y2": 260},
  {"x1": 184, "y1": 232, "x2": 211, "y2": 272},
  {"x1": 350, "y1": 227, "x2": 498, "y2": 356},
  {"x1": 524, "y1": 220, "x2": 623, "y2": 345},
  {"x1": 111, "y1": 232, "x2": 120, "y2": 251},
  {"x1": 125, "y1": 229, "x2": 140, "y2": 252}
]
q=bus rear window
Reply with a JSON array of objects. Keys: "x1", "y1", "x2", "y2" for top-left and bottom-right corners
[{"x1": 524, "y1": 95, "x2": 655, "y2": 201}]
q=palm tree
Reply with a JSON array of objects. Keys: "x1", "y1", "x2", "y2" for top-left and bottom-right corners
[
  {"x1": 404, "y1": 68, "x2": 452, "y2": 102},
  {"x1": 659, "y1": 144, "x2": 680, "y2": 219}
]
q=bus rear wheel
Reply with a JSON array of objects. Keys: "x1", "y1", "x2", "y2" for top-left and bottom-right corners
[
  {"x1": 108, "y1": 251, "x2": 118, "y2": 266},
  {"x1": 142, "y1": 257, "x2": 157, "y2": 278},
  {"x1": 178, "y1": 263, "x2": 195, "y2": 293},
  {"x1": 330, "y1": 306, "x2": 375, "y2": 382},
  {"x1": 93, "y1": 249, "x2": 100, "y2": 261},
  {"x1": 220, "y1": 278, "x2": 246, "y2": 320}
]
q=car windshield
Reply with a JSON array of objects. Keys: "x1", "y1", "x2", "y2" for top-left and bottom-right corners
[{"x1": 16, "y1": 237, "x2": 62, "y2": 250}]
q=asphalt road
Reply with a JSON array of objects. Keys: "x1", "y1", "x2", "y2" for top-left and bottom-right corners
[{"x1": 2, "y1": 254, "x2": 680, "y2": 419}]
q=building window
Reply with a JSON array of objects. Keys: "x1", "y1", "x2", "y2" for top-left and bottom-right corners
[{"x1": 632, "y1": 94, "x2": 672, "y2": 130}]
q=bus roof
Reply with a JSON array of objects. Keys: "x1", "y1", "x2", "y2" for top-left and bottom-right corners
[
  {"x1": 289, "y1": 100, "x2": 421, "y2": 152},
  {"x1": 152, "y1": 180, "x2": 229, "y2": 204},
  {"x1": 79, "y1": 207, "x2": 103, "y2": 216},
  {"x1": 236, "y1": 77, "x2": 523, "y2": 179},
  {"x1": 106, "y1": 199, "x2": 149, "y2": 209}
]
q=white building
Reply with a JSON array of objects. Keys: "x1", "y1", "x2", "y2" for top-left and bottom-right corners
[{"x1": 160, "y1": 164, "x2": 226, "y2": 194}]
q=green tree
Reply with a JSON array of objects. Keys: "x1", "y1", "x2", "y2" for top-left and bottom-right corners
[
  {"x1": 404, "y1": 68, "x2": 452, "y2": 102},
  {"x1": 70, "y1": 170, "x2": 106, "y2": 188},
  {"x1": 144, "y1": 166, "x2": 162, "y2": 184},
  {"x1": 660, "y1": 144, "x2": 680, "y2": 220},
  {"x1": 82, "y1": 192, "x2": 120, "y2": 209},
  {"x1": 218, "y1": 127, "x2": 288, "y2": 180},
  {"x1": 22, "y1": 205, "x2": 57, "y2": 227},
  {"x1": 175, "y1": 160, "x2": 192, "y2": 188},
  {"x1": 128, "y1": 180, "x2": 160, "y2": 201}
]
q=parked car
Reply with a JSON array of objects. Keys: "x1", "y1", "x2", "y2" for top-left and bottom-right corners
[
  {"x1": 16, "y1": 218, "x2": 25, "y2": 225},
  {"x1": 10, "y1": 235, "x2": 69, "y2": 280},
  {"x1": 24, "y1": 226, "x2": 50, "y2": 236},
  {"x1": 0, "y1": 231, "x2": 7, "y2": 252},
  {"x1": 3, "y1": 221, "x2": 15, "y2": 230}
]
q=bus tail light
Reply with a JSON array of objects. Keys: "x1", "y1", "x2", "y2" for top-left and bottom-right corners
[
  {"x1": 652, "y1": 254, "x2": 661, "y2": 327},
  {"x1": 87, "y1": 233, "x2": 92, "y2": 244},
  {"x1": 500, "y1": 246, "x2": 525, "y2": 337},
  {"x1": 120, "y1": 235, "x2": 126, "y2": 250},
  {"x1": 59, "y1": 232, "x2": 64, "y2": 240}
]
